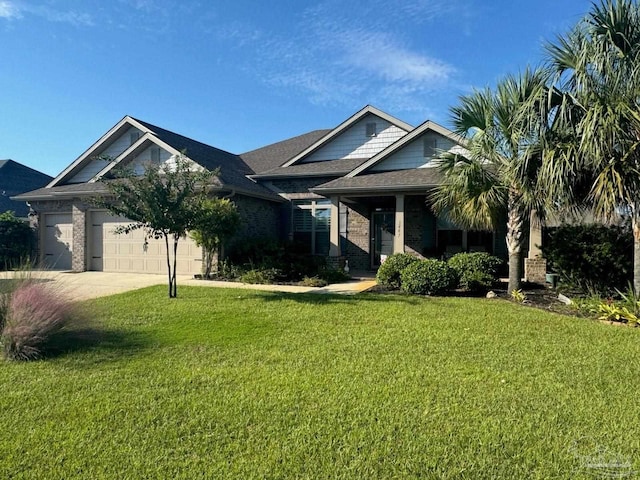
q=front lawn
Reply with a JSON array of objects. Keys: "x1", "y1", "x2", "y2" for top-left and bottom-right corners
[{"x1": 1, "y1": 287, "x2": 639, "y2": 478}]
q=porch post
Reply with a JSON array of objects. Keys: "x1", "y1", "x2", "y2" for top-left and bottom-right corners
[
  {"x1": 394, "y1": 194, "x2": 405, "y2": 254},
  {"x1": 524, "y1": 209, "x2": 547, "y2": 284},
  {"x1": 329, "y1": 196, "x2": 341, "y2": 256}
]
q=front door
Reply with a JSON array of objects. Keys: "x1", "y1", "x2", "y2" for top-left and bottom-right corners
[{"x1": 372, "y1": 211, "x2": 395, "y2": 267}]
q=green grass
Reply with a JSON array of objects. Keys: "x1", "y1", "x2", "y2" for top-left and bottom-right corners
[{"x1": 1, "y1": 286, "x2": 639, "y2": 479}]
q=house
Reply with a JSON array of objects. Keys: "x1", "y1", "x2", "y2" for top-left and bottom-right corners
[
  {"x1": 13, "y1": 105, "x2": 507, "y2": 274},
  {"x1": 0, "y1": 159, "x2": 53, "y2": 218}
]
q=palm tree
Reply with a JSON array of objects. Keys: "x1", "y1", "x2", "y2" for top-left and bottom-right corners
[
  {"x1": 545, "y1": 0, "x2": 640, "y2": 293},
  {"x1": 431, "y1": 68, "x2": 550, "y2": 294}
]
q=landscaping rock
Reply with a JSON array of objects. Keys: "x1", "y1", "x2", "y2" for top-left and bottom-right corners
[
  {"x1": 557, "y1": 293, "x2": 572, "y2": 305},
  {"x1": 486, "y1": 290, "x2": 497, "y2": 299}
]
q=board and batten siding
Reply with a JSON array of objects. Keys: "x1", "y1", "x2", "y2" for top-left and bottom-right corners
[
  {"x1": 68, "y1": 127, "x2": 143, "y2": 183},
  {"x1": 302, "y1": 114, "x2": 408, "y2": 163},
  {"x1": 371, "y1": 132, "x2": 457, "y2": 172},
  {"x1": 129, "y1": 145, "x2": 174, "y2": 175}
]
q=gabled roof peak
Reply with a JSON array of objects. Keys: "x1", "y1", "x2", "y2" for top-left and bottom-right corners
[{"x1": 279, "y1": 105, "x2": 414, "y2": 168}]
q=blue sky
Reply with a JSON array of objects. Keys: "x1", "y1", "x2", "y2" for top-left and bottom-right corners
[{"x1": 1, "y1": 0, "x2": 590, "y2": 177}]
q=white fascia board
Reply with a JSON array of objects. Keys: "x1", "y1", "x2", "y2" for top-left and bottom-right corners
[
  {"x1": 48, "y1": 115, "x2": 151, "y2": 187},
  {"x1": 280, "y1": 105, "x2": 414, "y2": 168},
  {"x1": 346, "y1": 120, "x2": 466, "y2": 178},
  {"x1": 89, "y1": 135, "x2": 192, "y2": 182}
]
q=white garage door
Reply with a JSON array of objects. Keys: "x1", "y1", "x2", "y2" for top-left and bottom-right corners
[
  {"x1": 89, "y1": 211, "x2": 202, "y2": 275},
  {"x1": 44, "y1": 213, "x2": 73, "y2": 270}
]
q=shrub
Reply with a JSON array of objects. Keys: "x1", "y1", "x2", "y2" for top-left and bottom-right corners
[
  {"x1": 542, "y1": 223, "x2": 632, "y2": 295},
  {"x1": 401, "y1": 259, "x2": 457, "y2": 296},
  {"x1": 300, "y1": 276, "x2": 328, "y2": 287},
  {"x1": 239, "y1": 268, "x2": 281, "y2": 285},
  {"x1": 1, "y1": 281, "x2": 75, "y2": 361},
  {"x1": 376, "y1": 253, "x2": 420, "y2": 289},
  {"x1": 447, "y1": 252, "x2": 502, "y2": 292},
  {"x1": 318, "y1": 266, "x2": 350, "y2": 284},
  {"x1": 0, "y1": 211, "x2": 36, "y2": 271}
]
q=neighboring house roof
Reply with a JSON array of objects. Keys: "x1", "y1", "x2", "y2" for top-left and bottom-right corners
[
  {"x1": 346, "y1": 120, "x2": 465, "y2": 177},
  {"x1": 240, "y1": 129, "x2": 332, "y2": 174},
  {"x1": 312, "y1": 168, "x2": 445, "y2": 195},
  {"x1": 280, "y1": 105, "x2": 414, "y2": 168},
  {"x1": 0, "y1": 160, "x2": 53, "y2": 216},
  {"x1": 250, "y1": 157, "x2": 368, "y2": 180}
]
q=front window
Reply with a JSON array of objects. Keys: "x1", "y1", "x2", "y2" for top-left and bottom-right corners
[{"x1": 292, "y1": 199, "x2": 331, "y2": 255}]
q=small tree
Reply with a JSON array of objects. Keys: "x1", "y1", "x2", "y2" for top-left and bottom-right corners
[
  {"x1": 0, "y1": 211, "x2": 35, "y2": 270},
  {"x1": 98, "y1": 155, "x2": 215, "y2": 298},
  {"x1": 190, "y1": 198, "x2": 241, "y2": 278}
]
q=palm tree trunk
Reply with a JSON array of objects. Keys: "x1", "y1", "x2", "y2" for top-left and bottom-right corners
[
  {"x1": 633, "y1": 212, "x2": 640, "y2": 295},
  {"x1": 506, "y1": 195, "x2": 523, "y2": 294}
]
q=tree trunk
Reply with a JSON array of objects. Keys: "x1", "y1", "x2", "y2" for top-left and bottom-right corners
[
  {"x1": 633, "y1": 212, "x2": 640, "y2": 295},
  {"x1": 506, "y1": 195, "x2": 524, "y2": 294},
  {"x1": 172, "y1": 235, "x2": 178, "y2": 298},
  {"x1": 164, "y1": 234, "x2": 174, "y2": 298}
]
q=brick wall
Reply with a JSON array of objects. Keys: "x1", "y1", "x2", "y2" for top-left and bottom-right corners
[
  {"x1": 405, "y1": 195, "x2": 427, "y2": 257},
  {"x1": 229, "y1": 194, "x2": 281, "y2": 245},
  {"x1": 71, "y1": 202, "x2": 87, "y2": 272},
  {"x1": 344, "y1": 203, "x2": 370, "y2": 271}
]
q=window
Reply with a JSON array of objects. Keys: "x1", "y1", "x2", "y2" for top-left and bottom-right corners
[
  {"x1": 150, "y1": 147, "x2": 161, "y2": 163},
  {"x1": 292, "y1": 199, "x2": 331, "y2": 255},
  {"x1": 366, "y1": 122, "x2": 377, "y2": 137},
  {"x1": 129, "y1": 131, "x2": 140, "y2": 145},
  {"x1": 423, "y1": 132, "x2": 453, "y2": 159}
]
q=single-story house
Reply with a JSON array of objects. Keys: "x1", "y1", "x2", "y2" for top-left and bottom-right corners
[
  {"x1": 13, "y1": 105, "x2": 509, "y2": 274},
  {"x1": 0, "y1": 159, "x2": 53, "y2": 218}
]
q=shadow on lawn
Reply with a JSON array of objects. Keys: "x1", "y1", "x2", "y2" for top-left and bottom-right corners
[
  {"x1": 42, "y1": 327, "x2": 152, "y2": 359},
  {"x1": 254, "y1": 290, "x2": 423, "y2": 306}
]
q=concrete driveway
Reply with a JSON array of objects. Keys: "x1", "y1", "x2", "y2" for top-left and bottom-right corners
[{"x1": 1, "y1": 270, "x2": 377, "y2": 301}]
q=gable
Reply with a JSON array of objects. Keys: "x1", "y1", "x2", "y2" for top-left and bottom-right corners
[
  {"x1": 302, "y1": 113, "x2": 408, "y2": 163},
  {"x1": 67, "y1": 126, "x2": 144, "y2": 183},
  {"x1": 370, "y1": 130, "x2": 457, "y2": 172}
]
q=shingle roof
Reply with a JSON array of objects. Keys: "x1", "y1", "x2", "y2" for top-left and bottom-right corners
[
  {"x1": 312, "y1": 168, "x2": 445, "y2": 194},
  {"x1": 131, "y1": 118, "x2": 282, "y2": 201},
  {"x1": 0, "y1": 160, "x2": 53, "y2": 216},
  {"x1": 240, "y1": 130, "x2": 332, "y2": 174},
  {"x1": 252, "y1": 157, "x2": 368, "y2": 179}
]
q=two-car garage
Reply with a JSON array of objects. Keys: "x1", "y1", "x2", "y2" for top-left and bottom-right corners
[{"x1": 43, "y1": 210, "x2": 202, "y2": 274}]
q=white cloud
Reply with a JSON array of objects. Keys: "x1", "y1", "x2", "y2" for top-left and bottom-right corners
[
  {"x1": 0, "y1": 1, "x2": 22, "y2": 19},
  {"x1": 0, "y1": 1, "x2": 93, "y2": 26},
  {"x1": 235, "y1": 0, "x2": 458, "y2": 112}
]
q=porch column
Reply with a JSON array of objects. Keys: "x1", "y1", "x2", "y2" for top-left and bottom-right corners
[
  {"x1": 394, "y1": 194, "x2": 405, "y2": 254},
  {"x1": 329, "y1": 196, "x2": 341, "y2": 256},
  {"x1": 524, "y1": 209, "x2": 547, "y2": 284}
]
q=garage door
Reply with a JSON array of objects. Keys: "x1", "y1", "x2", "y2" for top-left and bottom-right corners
[
  {"x1": 89, "y1": 211, "x2": 202, "y2": 274},
  {"x1": 44, "y1": 213, "x2": 73, "y2": 270}
]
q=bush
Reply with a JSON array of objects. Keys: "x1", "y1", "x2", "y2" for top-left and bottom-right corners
[
  {"x1": 447, "y1": 252, "x2": 502, "y2": 292},
  {"x1": 300, "y1": 276, "x2": 328, "y2": 287},
  {"x1": 0, "y1": 211, "x2": 35, "y2": 271},
  {"x1": 401, "y1": 259, "x2": 457, "y2": 296},
  {"x1": 239, "y1": 268, "x2": 281, "y2": 285},
  {"x1": 318, "y1": 266, "x2": 350, "y2": 284},
  {"x1": 1, "y1": 281, "x2": 75, "y2": 361},
  {"x1": 376, "y1": 253, "x2": 420, "y2": 289},
  {"x1": 542, "y1": 223, "x2": 633, "y2": 294}
]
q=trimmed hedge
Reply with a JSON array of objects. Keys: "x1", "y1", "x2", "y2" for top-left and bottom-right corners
[
  {"x1": 376, "y1": 253, "x2": 420, "y2": 289},
  {"x1": 447, "y1": 252, "x2": 502, "y2": 292},
  {"x1": 401, "y1": 259, "x2": 457, "y2": 295},
  {"x1": 542, "y1": 223, "x2": 632, "y2": 294}
]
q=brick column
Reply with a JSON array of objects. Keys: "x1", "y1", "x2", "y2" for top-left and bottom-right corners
[
  {"x1": 525, "y1": 210, "x2": 546, "y2": 283},
  {"x1": 71, "y1": 202, "x2": 87, "y2": 272}
]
